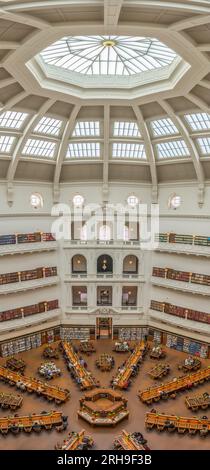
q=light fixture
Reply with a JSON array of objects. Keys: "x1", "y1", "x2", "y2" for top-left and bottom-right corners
[
  {"x1": 30, "y1": 193, "x2": 43, "y2": 209},
  {"x1": 127, "y1": 195, "x2": 139, "y2": 207},
  {"x1": 73, "y1": 194, "x2": 84, "y2": 207},
  {"x1": 102, "y1": 39, "x2": 116, "y2": 47},
  {"x1": 168, "y1": 194, "x2": 181, "y2": 209}
]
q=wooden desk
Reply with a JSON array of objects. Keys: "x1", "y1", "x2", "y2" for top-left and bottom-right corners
[
  {"x1": 96, "y1": 354, "x2": 114, "y2": 371},
  {"x1": 43, "y1": 347, "x2": 59, "y2": 359},
  {"x1": 78, "y1": 388, "x2": 129, "y2": 427},
  {"x1": 0, "y1": 365, "x2": 70, "y2": 404},
  {"x1": 0, "y1": 410, "x2": 67, "y2": 435},
  {"x1": 149, "y1": 363, "x2": 170, "y2": 380},
  {"x1": 145, "y1": 411, "x2": 210, "y2": 436},
  {"x1": 6, "y1": 357, "x2": 26, "y2": 373},
  {"x1": 0, "y1": 391, "x2": 23, "y2": 410},
  {"x1": 62, "y1": 341, "x2": 99, "y2": 390},
  {"x1": 79, "y1": 342, "x2": 96, "y2": 354},
  {"x1": 185, "y1": 392, "x2": 210, "y2": 411},
  {"x1": 112, "y1": 341, "x2": 148, "y2": 389},
  {"x1": 114, "y1": 430, "x2": 148, "y2": 450},
  {"x1": 139, "y1": 367, "x2": 210, "y2": 404},
  {"x1": 55, "y1": 430, "x2": 94, "y2": 450},
  {"x1": 178, "y1": 357, "x2": 201, "y2": 372}
]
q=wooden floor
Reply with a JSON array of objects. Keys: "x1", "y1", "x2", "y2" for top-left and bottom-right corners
[{"x1": 0, "y1": 339, "x2": 210, "y2": 450}]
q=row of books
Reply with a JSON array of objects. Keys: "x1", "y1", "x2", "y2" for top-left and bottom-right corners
[
  {"x1": 166, "y1": 334, "x2": 208, "y2": 358},
  {"x1": 0, "y1": 266, "x2": 57, "y2": 285},
  {"x1": 60, "y1": 327, "x2": 90, "y2": 340},
  {"x1": 0, "y1": 328, "x2": 58, "y2": 357},
  {"x1": 0, "y1": 299, "x2": 59, "y2": 323},
  {"x1": 152, "y1": 267, "x2": 210, "y2": 286},
  {"x1": 0, "y1": 232, "x2": 55, "y2": 246},
  {"x1": 150, "y1": 300, "x2": 210, "y2": 325},
  {"x1": 118, "y1": 327, "x2": 149, "y2": 341},
  {"x1": 156, "y1": 233, "x2": 210, "y2": 246}
]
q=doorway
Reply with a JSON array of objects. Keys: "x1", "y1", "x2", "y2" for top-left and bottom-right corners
[{"x1": 96, "y1": 317, "x2": 112, "y2": 339}]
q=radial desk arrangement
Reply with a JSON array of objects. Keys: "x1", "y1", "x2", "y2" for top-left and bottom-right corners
[
  {"x1": 145, "y1": 411, "x2": 210, "y2": 437},
  {"x1": 138, "y1": 367, "x2": 210, "y2": 404},
  {"x1": 0, "y1": 411, "x2": 68, "y2": 435},
  {"x1": 112, "y1": 341, "x2": 148, "y2": 389},
  {"x1": 62, "y1": 341, "x2": 99, "y2": 390},
  {"x1": 0, "y1": 365, "x2": 70, "y2": 404}
]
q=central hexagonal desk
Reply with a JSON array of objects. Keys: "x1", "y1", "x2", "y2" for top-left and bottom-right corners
[{"x1": 78, "y1": 388, "x2": 129, "y2": 426}]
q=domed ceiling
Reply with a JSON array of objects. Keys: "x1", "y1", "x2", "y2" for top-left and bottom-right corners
[{"x1": 0, "y1": 0, "x2": 209, "y2": 204}]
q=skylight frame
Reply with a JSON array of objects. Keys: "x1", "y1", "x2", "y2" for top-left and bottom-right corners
[
  {"x1": 22, "y1": 138, "x2": 57, "y2": 159},
  {"x1": 72, "y1": 121, "x2": 100, "y2": 138},
  {"x1": 155, "y1": 139, "x2": 190, "y2": 159},
  {"x1": 150, "y1": 117, "x2": 179, "y2": 137},
  {"x1": 112, "y1": 142, "x2": 146, "y2": 160},
  {"x1": 40, "y1": 35, "x2": 178, "y2": 77},
  {"x1": 33, "y1": 116, "x2": 63, "y2": 137},
  {"x1": 0, "y1": 135, "x2": 16, "y2": 154},
  {"x1": 196, "y1": 137, "x2": 210, "y2": 155},
  {"x1": 113, "y1": 121, "x2": 141, "y2": 138},
  {"x1": 184, "y1": 113, "x2": 210, "y2": 132},
  {"x1": 66, "y1": 141, "x2": 101, "y2": 159},
  {"x1": 0, "y1": 111, "x2": 28, "y2": 130}
]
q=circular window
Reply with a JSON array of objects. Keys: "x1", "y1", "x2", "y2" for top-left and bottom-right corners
[
  {"x1": 30, "y1": 193, "x2": 43, "y2": 209},
  {"x1": 168, "y1": 194, "x2": 181, "y2": 209},
  {"x1": 73, "y1": 194, "x2": 84, "y2": 207},
  {"x1": 127, "y1": 195, "x2": 139, "y2": 207}
]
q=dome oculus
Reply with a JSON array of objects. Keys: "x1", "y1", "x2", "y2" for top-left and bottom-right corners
[{"x1": 40, "y1": 35, "x2": 177, "y2": 76}]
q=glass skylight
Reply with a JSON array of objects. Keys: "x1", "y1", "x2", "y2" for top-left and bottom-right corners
[
  {"x1": 40, "y1": 36, "x2": 177, "y2": 76},
  {"x1": 22, "y1": 139, "x2": 56, "y2": 158},
  {"x1": 185, "y1": 113, "x2": 210, "y2": 131},
  {"x1": 0, "y1": 111, "x2": 28, "y2": 130},
  {"x1": 0, "y1": 135, "x2": 15, "y2": 153},
  {"x1": 197, "y1": 137, "x2": 210, "y2": 155},
  {"x1": 150, "y1": 118, "x2": 178, "y2": 137},
  {"x1": 66, "y1": 142, "x2": 100, "y2": 159},
  {"x1": 113, "y1": 121, "x2": 141, "y2": 138},
  {"x1": 73, "y1": 121, "x2": 100, "y2": 137},
  {"x1": 34, "y1": 116, "x2": 62, "y2": 136},
  {"x1": 156, "y1": 140, "x2": 190, "y2": 159},
  {"x1": 112, "y1": 142, "x2": 146, "y2": 159}
]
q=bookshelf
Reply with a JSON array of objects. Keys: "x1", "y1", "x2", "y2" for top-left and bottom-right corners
[
  {"x1": 0, "y1": 299, "x2": 59, "y2": 323},
  {"x1": 152, "y1": 267, "x2": 210, "y2": 287},
  {"x1": 166, "y1": 334, "x2": 208, "y2": 358},
  {"x1": 156, "y1": 232, "x2": 210, "y2": 247},
  {"x1": 0, "y1": 326, "x2": 60, "y2": 357},
  {"x1": 0, "y1": 232, "x2": 55, "y2": 246},
  {"x1": 118, "y1": 327, "x2": 148, "y2": 341},
  {"x1": 150, "y1": 300, "x2": 210, "y2": 325},
  {"x1": 0, "y1": 266, "x2": 57, "y2": 286},
  {"x1": 60, "y1": 327, "x2": 90, "y2": 341}
]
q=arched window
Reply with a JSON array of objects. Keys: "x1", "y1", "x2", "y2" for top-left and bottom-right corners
[
  {"x1": 72, "y1": 254, "x2": 87, "y2": 273},
  {"x1": 99, "y1": 224, "x2": 111, "y2": 241},
  {"x1": 123, "y1": 255, "x2": 138, "y2": 274},
  {"x1": 97, "y1": 254, "x2": 113, "y2": 273}
]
